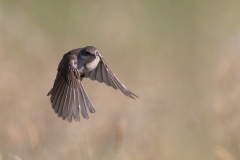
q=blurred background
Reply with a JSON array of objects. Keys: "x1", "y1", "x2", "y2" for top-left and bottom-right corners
[{"x1": 0, "y1": 0, "x2": 240, "y2": 160}]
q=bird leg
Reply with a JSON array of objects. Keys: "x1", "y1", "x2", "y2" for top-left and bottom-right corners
[{"x1": 80, "y1": 73, "x2": 85, "y2": 81}]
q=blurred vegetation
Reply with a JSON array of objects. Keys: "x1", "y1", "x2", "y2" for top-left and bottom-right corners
[{"x1": 1, "y1": 0, "x2": 240, "y2": 160}]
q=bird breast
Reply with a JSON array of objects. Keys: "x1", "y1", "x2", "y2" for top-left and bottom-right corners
[
  {"x1": 78, "y1": 56, "x2": 100, "y2": 74},
  {"x1": 86, "y1": 57, "x2": 100, "y2": 70}
]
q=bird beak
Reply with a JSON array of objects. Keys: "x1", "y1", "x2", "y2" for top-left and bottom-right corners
[
  {"x1": 95, "y1": 51, "x2": 99, "y2": 57},
  {"x1": 93, "y1": 52, "x2": 99, "y2": 58},
  {"x1": 89, "y1": 53, "x2": 96, "y2": 58}
]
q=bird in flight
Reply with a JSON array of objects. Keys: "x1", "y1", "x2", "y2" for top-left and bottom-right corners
[{"x1": 47, "y1": 46, "x2": 138, "y2": 122}]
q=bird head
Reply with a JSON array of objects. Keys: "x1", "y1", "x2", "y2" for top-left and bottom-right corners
[{"x1": 78, "y1": 46, "x2": 99, "y2": 63}]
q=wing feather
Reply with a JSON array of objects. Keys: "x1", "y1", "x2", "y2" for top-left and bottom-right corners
[
  {"x1": 51, "y1": 78, "x2": 63, "y2": 107},
  {"x1": 78, "y1": 85, "x2": 89, "y2": 119},
  {"x1": 96, "y1": 63, "x2": 103, "y2": 82},
  {"x1": 101, "y1": 63, "x2": 111, "y2": 86},
  {"x1": 62, "y1": 86, "x2": 71, "y2": 120},
  {"x1": 80, "y1": 84, "x2": 95, "y2": 113},
  {"x1": 84, "y1": 54, "x2": 138, "y2": 99},
  {"x1": 50, "y1": 77, "x2": 63, "y2": 102},
  {"x1": 57, "y1": 83, "x2": 68, "y2": 117},
  {"x1": 47, "y1": 52, "x2": 95, "y2": 122},
  {"x1": 73, "y1": 89, "x2": 80, "y2": 121},
  {"x1": 89, "y1": 67, "x2": 97, "y2": 80},
  {"x1": 67, "y1": 88, "x2": 74, "y2": 122},
  {"x1": 55, "y1": 79, "x2": 67, "y2": 113}
]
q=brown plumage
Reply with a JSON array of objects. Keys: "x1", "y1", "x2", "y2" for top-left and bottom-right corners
[{"x1": 48, "y1": 46, "x2": 138, "y2": 122}]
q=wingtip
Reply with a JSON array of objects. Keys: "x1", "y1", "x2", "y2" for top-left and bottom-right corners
[
  {"x1": 133, "y1": 94, "x2": 139, "y2": 99},
  {"x1": 83, "y1": 116, "x2": 89, "y2": 119},
  {"x1": 89, "y1": 109, "x2": 96, "y2": 113},
  {"x1": 126, "y1": 91, "x2": 139, "y2": 100},
  {"x1": 67, "y1": 119, "x2": 72, "y2": 123},
  {"x1": 47, "y1": 89, "x2": 52, "y2": 96},
  {"x1": 130, "y1": 95, "x2": 139, "y2": 100}
]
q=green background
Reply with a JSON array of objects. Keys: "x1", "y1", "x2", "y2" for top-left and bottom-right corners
[{"x1": 0, "y1": 0, "x2": 240, "y2": 160}]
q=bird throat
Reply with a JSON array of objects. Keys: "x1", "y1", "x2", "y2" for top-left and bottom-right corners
[{"x1": 78, "y1": 56, "x2": 100, "y2": 74}]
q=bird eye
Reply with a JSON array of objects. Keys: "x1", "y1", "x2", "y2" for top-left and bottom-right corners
[{"x1": 82, "y1": 51, "x2": 89, "y2": 56}]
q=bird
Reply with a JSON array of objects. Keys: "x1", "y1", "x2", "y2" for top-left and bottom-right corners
[{"x1": 47, "y1": 46, "x2": 138, "y2": 122}]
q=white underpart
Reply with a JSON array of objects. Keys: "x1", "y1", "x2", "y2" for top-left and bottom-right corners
[{"x1": 78, "y1": 56, "x2": 100, "y2": 74}]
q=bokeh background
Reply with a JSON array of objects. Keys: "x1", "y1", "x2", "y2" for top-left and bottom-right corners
[{"x1": 0, "y1": 0, "x2": 240, "y2": 160}]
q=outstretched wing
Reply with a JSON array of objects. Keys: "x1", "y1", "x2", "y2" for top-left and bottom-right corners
[
  {"x1": 84, "y1": 54, "x2": 139, "y2": 99},
  {"x1": 47, "y1": 56, "x2": 95, "y2": 122}
]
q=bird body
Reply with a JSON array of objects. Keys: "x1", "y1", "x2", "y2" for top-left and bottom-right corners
[{"x1": 48, "y1": 46, "x2": 138, "y2": 122}]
